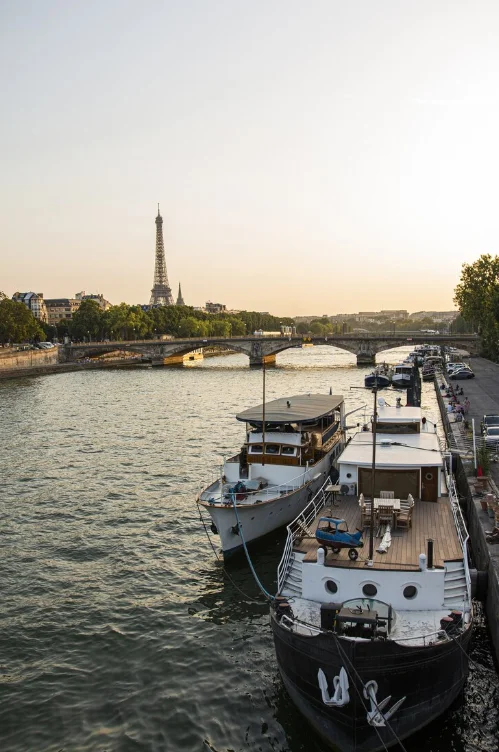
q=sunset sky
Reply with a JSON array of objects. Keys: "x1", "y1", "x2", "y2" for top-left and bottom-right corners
[{"x1": 2, "y1": 1, "x2": 499, "y2": 316}]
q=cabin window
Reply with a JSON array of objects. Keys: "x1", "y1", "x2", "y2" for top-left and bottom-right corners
[
  {"x1": 265, "y1": 444, "x2": 280, "y2": 455},
  {"x1": 250, "y1": 445, "x2": 263, "y2": 454},
  {"x1": 281, "y1": 446, "x2": 296, "y2": 456},
  {"x1": 362, "y1": 583, "x2": 378, "y2": 597},
  {"x1": 403, "y1": 585, "x2": 418, "y2": 600},
  {"x1": 325, "y1": 580, "x2": 338, "y2": 594}
]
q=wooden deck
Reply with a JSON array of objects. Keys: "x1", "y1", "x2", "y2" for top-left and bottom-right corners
[{"x1": 296, "y1": 495, "x2": 463, "y2": 570}]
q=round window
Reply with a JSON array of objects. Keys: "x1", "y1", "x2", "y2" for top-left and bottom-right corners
[
  {"x1": 403, "y1": 585, "x2": 417, "y2": 599},
  {"x1": 346, "y1": 472, "x2": 352, "y2": 479},
  {"x1": 325, "y1": 580, "x2": 338, "y2": 594},
  {"x1": 362, "y1": 583, "x2": 377, "y2": 597},
  {"x1": 425, "y1": 472, "x2": 433, "y2": 481}
]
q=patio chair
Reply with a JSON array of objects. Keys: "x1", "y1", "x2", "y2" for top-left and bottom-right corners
[
  {"x1": 380, "y1": 490, "x2": 395, "y2": 499},
  {"x1": 377, "y1": 505, "x2": 394, "y2": 528},
  {"x1": 399, "y1": 494, "x2": 415, "y2": 511},
  {"x1": 396, "y1": 504, "x2": 413, "y2": 529},
  {"x1": 360, "y1": 495, "x2": 373, "y2": 527}
]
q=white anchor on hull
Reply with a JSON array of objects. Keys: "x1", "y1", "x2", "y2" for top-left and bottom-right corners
[
  {"x1": 318, "y1": 667, "x2": 350, "y2": 707},
  {"x1": 363, "y1": 680, "x2": 406, "y2": 727}
]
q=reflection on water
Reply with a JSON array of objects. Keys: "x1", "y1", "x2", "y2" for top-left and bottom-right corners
[{"x1": 0, "y1": 346, "x2": 497, "y2": 752}]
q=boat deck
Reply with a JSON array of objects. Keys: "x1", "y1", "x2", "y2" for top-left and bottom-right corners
[{"x1": 295, "y1": 495, "x2": 462, "y2": 570}]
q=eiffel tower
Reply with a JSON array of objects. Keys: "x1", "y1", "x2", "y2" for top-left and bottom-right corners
[{"x1": 150, "y1": 204, "x2": 174, "y2": 306}]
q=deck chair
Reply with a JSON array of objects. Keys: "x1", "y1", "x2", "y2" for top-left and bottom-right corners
[
  {"x1": 400, "y1": 494, "x2": 414, "y2": 511},
  {"x1": 396, "y1": 504, "x2": 413, "y2": 529},
  {"x1": 360, "y1": 496, "x2": 373, "y2": 528},
  {"x1": 380, "y1": 490, "x2": 394, "y2": 499},
  {"x1": 377, "y1": 505, "x2": 394, "y2": 528}
]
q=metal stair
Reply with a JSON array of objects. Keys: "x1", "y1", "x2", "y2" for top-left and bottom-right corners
[
  {"x1": 281, "y1": 553, "x2": 304, "y2": 598},
  {"x1": 443, "y1": 560, "x2": 468, "y2": 608}
]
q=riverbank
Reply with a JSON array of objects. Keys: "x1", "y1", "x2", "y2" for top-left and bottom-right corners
[{"x1": 435, "y1": 356, "x2": 499, "y2": 662}]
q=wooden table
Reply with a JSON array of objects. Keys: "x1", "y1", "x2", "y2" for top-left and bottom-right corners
[
  {"x1": 326, "y1": 484, "x2": 342, "y2": 506},
  {"x1": 374, "y1": 498, "x2": 401, "y2": 511}
]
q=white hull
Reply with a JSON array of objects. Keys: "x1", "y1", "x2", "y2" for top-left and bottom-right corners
[
  {"x1": 392, "y1": 374, "x2": 412, "y2": 388},
  {"x1": 202, "y1": 453, "x2": 335, "y2": 557}
]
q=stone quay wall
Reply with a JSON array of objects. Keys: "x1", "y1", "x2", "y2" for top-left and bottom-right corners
[{"x1": 0, "y1": 348, "x2": 59, "y2": 373}]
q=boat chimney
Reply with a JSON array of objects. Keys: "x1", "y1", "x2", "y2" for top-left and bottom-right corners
[
  {"x1": 317, "y1": 547, "x2": 325, "y2": 566},
  {"x1": 419, "y1": 553, "x2": 427, "y2": 571},
  {"x1": 427, "y1": 539, "x2": 434, "y2": 569}
]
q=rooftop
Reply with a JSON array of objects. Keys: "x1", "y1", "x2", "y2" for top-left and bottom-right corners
[
  {"x1": 338, "y1": 430, "x2": 441, "y2": 467},
  {"x1": 236, "y1": 393, "x2": 343, "y2": 425}
]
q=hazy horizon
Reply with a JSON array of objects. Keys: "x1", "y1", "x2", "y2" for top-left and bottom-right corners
[{"x1": 2, "y1": 1, "x2": 499, "y2": 316}]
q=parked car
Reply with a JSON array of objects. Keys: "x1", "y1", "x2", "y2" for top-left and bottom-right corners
[
  {"x1": 484, "y1": 427, "x2": 499, "y2": 449},
  {"x1": 446, "y1": 362, "x2": 464, "y2": 374},
  {"x1": 481, "y1": 415, "x2": 499, "y2": 434},
  {"x1": 449, "y1": 367, "x2": 475, "y2": 380}
]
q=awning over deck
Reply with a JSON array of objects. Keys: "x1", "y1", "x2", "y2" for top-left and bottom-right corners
[{"x1": 236, "y1": 394, "x2": 343, "y2": 425}]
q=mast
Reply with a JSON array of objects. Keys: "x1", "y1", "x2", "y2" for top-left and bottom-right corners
[
  {"x1": 368, "y1": 382, "x2": 378, "y2": 565},
  {"x1": 262, "y1": 358, "x2": 266, "y2": 466}
]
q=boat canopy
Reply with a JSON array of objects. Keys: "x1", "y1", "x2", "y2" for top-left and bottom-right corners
[{"x1": 236, "y1": 394, "x2": 343, "y2": 426}]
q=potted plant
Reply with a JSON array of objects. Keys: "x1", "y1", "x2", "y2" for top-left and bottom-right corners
[{"x1": 477, "y1": 442, "x2": 491, "y2": 479}]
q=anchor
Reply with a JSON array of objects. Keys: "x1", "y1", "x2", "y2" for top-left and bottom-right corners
[
  {"x1": 317, "y1": 667, "x2": 350, "y2": 707},
  {"x1": 363, "y1": 680, "x2": 406, "y2": 727}
]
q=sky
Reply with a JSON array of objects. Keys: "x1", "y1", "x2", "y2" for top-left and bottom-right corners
[{"x1": 2, "y1": 0, "x2": 499, "y2": 316}]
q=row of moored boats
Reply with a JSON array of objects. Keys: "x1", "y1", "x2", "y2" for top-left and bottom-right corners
[{"x1": 196, "y1": 370, "x2": 473, "y2": 752}]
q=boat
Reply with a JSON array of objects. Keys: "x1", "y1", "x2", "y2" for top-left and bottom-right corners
[
  {"x1": 271, "y1": 395, "x2": 472, "y2": 752},
  {"x1": 391, "y1": 363, "x2": 414, "y2": 388},
  {"x1": 197, "y1": 393, "x2": 346, "y2": 558},
  {"x1": 364, "y1": 365, "x2": 392, "y2": 389}
]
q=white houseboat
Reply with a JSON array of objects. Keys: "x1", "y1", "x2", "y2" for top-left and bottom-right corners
[
  {"x1": 271, "y1": 398, "x2": 472, "y2": 752},
  {"x1": 197, "y1": 394, "x2": 346, "y2": 558},
  {"x1": 391, "y1": 363, "x2": 414, "y2": 388}
]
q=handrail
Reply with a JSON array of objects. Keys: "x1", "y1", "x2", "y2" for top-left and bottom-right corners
[
  {"x1": 277, "y1": 476, "x2": 331, "y2": 593},
  {"x1": 443, "y1": 458, "x2": 472, "y2": 614}
]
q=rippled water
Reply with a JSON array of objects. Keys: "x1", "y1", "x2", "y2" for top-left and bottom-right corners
[{"x1": 0, "y1": 346, "x2": 497, "y2": 752}]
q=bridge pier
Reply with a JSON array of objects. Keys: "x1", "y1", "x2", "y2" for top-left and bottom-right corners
[
  {"x1": 249, "y1": 353, "x2": 277, "y2": 367},
  {"x1": 356, "y1": 352, "x2": 376, "y2": 366}
]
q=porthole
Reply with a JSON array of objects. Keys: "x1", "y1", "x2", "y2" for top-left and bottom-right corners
[
  {"x1": 425, "y1": 472, "x2": 433, "y2": 481},
  {"x1": 403, "y1": 585, "x2": 417, "y2": 600},
  {"x1": 346, "y1": 472, "x2": 352, "y2": 479},
  {"x1": 362, "y1": 583, "x2": 377, "y2": 597},
  {"x1": 325, "y1": 580, "x2": 338, "y2": 594}
]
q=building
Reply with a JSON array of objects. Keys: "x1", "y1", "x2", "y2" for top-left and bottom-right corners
[
  {"x1": 45, "y1": 298, "x2": 81, "y2": 325},
  {"x1": 149, "y1": 205, "x2": 174, "y2": 306},
  {"x1": 176, "y1": 283, "x2": 185, "y2": 306},
  {"x1": 12, "y1": 292, "x2": 48, "y2": 323},
  {"x1": 75, "y1": 292, "x2": 111, "y2": 310},
  {"x1": 380, "y1": 310, "x2": 408, "y2": 319},
  {"x1": 409, "y1": 311, "x2": 459, "y2": 322},
  {"x1": 205, "y1": 301, "x2": 226, "y2": 314}
]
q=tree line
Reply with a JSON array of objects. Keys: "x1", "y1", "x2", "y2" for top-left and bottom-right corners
[
  {"x1": 37, "y1": 301, "x2": 294, "y2": 342},
  {"x1": 454, "y1": 253, "x2": 499, "y2": 360}
]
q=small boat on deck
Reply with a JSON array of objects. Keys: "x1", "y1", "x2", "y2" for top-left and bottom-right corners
[
  {"x1": 364, "y1": 364, "x2": 392, "y2": 389},
  {"x1": 197, "y1": 393, "x2": 346, "y2": 558},
  {"x1": 271, "y1": 398, "x2": 472, "y2": 752}
]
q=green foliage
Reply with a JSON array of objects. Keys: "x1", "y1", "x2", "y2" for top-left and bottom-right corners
[
  {"x1": 0, "y1": 298, "x2": 44, "y2": 344},
  {"x1": 454, "y1": 254, "x2": 499, "y2": 360},
  {"x1": 477, "y1": 441, "x2": 491, "y2": 476},
  {"x1": 71, "y1": 299, "x2": 104, "y2": 340}
]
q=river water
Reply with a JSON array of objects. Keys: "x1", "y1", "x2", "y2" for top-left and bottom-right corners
[{"x1": 0, "y1": 346, "x2": 497, "y2": 752}]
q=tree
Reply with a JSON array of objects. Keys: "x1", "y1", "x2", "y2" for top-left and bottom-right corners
[
  {"x1": 71, "y1": 299, "x2": 103, "y2": 341},
  {"x1": 0, "y1": 298, "x2": 44, "y2": 345},
  {"x1": 454, "y1": 254, "x2": 499, "y2": 359}
]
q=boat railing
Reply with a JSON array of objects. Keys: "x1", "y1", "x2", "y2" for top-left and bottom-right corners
[
  {"x1": 277, "y1": 476, "x2": 331, "y2": 594},
  {"x1": 444, "y1": 458, "x2": 472, "y2": 613},
  {"x1": 198, "y1": 466, "x2": 315, "y2": 504}
]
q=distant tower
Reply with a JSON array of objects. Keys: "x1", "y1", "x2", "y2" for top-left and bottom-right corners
[
  {"x1": 176, "y1": 283, "x2": 185, "y2": 306},
  {"x1": 150, "y1": 204, "x2": 174, "y2": 306}
]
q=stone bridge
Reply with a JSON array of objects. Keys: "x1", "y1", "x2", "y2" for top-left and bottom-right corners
[{"x1": 61, "y1": 333, "x2": 480, "y2": 367}]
